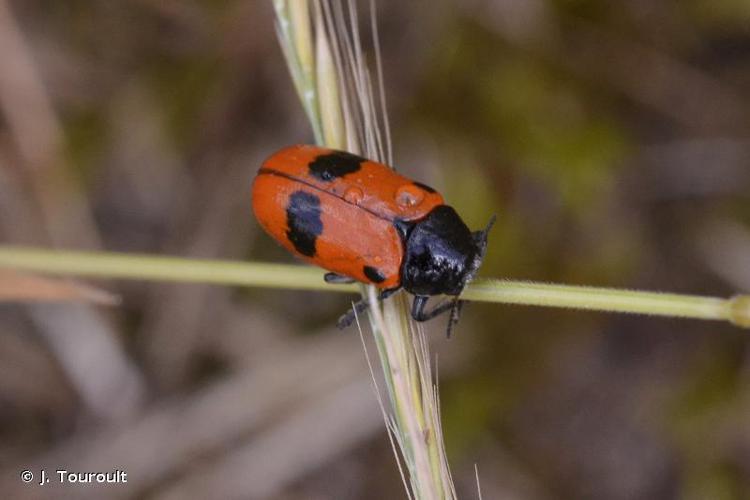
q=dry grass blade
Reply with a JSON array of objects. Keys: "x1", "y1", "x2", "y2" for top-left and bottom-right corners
[
  {"x1": 274, "y1": 1, "x2": 457, "y2": 498},
  {"x1": 0, "y1": 269, "x2": 119, "y2": 305}
]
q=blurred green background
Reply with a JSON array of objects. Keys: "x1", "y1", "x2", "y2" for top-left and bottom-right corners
[{"x1": 1, "y1": 1, "x2": 750, "y2": 499}]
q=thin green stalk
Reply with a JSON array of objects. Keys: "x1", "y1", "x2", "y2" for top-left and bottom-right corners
[
  {"x1": 461, "y1": 280, "x2": 735, "y2": 323},
  {"x1": 0, "y1": 246, "x2": 354, "y2": 292},
  {"x1": 0, "y1": 246, "x2": 747, "y2": 328}
]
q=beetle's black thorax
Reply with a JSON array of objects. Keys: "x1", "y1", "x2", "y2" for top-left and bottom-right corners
[{"x1": 398, "y1": 205, "x2": 480, "y2": 296}]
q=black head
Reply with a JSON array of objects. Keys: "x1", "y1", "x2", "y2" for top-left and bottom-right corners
[{"x1": 400, "y1": 205, "x2": 494, "y2": 297}]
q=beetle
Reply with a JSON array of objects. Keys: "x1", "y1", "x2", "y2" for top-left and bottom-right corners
[{"x1": 251, "y1": 144, "x2": 494, "y2": 336}]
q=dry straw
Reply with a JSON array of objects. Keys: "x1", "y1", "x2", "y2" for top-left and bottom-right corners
[{"x1": 274, "y1": 1, "x2": 456, "y2": 497}]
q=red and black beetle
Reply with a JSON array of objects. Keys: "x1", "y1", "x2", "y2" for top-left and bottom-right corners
[{"x1": 252, "y1": 145, "x2": 494, "y2": 335}]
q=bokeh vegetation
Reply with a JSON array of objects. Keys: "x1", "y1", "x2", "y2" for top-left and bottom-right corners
[{"x1": 1, "y1": 1, "x2": 749, "y2": 499}]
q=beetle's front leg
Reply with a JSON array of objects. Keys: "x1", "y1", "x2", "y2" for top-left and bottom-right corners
[{"x1": 411, "y1": 295, "x2": 464, "y2": 338}]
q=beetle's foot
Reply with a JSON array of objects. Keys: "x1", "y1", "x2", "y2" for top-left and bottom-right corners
[
  {"x1": 337, "y1": 299, "x2": 369, "y2": 329},
  {"x1": 336, "y1": 288, "x2": 401, "y2": 329}
]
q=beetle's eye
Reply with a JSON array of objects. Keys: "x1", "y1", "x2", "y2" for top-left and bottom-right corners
[{"x1": 395, "y1": 184, "x2": 424, "y2": 207}]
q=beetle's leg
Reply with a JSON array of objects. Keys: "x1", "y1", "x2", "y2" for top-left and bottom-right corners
[
  {"x1": 445, "y1": 298, "x2": 464, "y2": 339},
  {"x1": 411, "y1": 295, "x2": 429, "y2": 321},
  {"x1": 337, "y1": 299, "x2": 369, "y2": 329},
  {"x1": 324, "y1": 272, "x2": 356, "y2": 284},
  {"x1": 337, "y1": 288, "x2": 401, "y2": 329},
  {"x1": 412, "y1": 296, "x2": 464, "y2": 337},
  {"x1": 411, "y1": 295, "x2": 456, "y2": 321}
]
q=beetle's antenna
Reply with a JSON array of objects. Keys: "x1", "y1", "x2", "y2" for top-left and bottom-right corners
[
  {"x1": 466, "y1": 214, "x2": 497, "y2": 286},
  {"x1": 478, "y1": 214, "x2": 497, "y2": 256},
  {"x1": 485, "y1": 214, "x2": 497, "y2": 234},
  {"x1": 453, "y1": 215, "x2": 496, "y2": 337}
]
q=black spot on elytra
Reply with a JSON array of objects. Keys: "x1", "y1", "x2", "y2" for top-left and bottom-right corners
[
  {"x1": 413, "y1": 181, "x2": 437, "y2": 193},
  {"x1": 309, "y1": 151, "x2": 364, "y2": 182},
  {"x1": 286, "y1": 191, "x2": 323, "y2": 257},
  {"x1": 363, "y1": 265, "x2": 386, "y2": 284}
]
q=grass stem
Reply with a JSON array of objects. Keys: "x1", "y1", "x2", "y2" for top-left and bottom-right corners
[{"x1": 0, "y1": 245, "x2": 746, "y2": 327}]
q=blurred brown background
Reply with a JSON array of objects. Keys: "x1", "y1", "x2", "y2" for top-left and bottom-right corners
[{"x1": 1, "y1": 1, "x2": 750, "y2": 499}]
